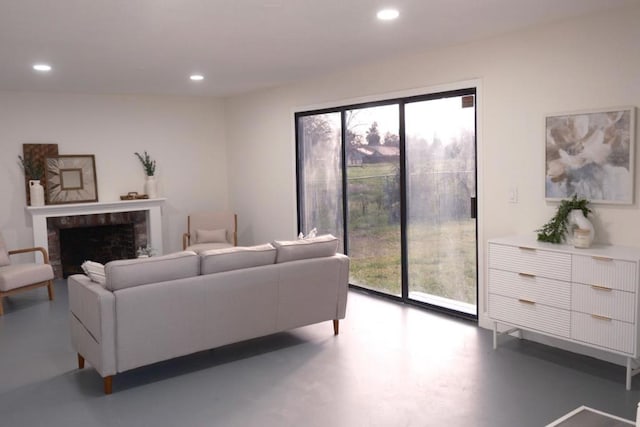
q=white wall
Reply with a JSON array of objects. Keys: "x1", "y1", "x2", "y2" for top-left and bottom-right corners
[
  {"x1": 224, "y1": 3, "x2": 640, "y2": 346},
  {"x1": 0, "y1": 91, "x2": 228, "y2": 255}
]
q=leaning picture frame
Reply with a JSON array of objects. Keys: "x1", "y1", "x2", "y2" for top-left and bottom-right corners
[
  {"x1": 545, "y1": 106, "x2": 636, "y2": 204},
  {"x1": 45, "y1": 155, "x2": 98, "y2": 204}
]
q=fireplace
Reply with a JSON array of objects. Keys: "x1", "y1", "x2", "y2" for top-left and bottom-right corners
[
  {"x1": 59, "y1": 223, "x2": 137, "y2": 277},
  {"x1": 26, "y1": 198, "x2": 166, "y2": 276},
  {"x1": 47, "y1": 211, "x2": 148, "y2": 278}
]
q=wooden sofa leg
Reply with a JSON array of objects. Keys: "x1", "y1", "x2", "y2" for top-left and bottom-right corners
[
  {"x1": 333, "y1": 319, "x2": 339, "y2": 335},
  {"x1": 104, "y1": 376, "x2": 113, "y2": 395},
  {"x1": 77, "y1": 354, "x2": 85, "y2": 369},
  {"x1": 0, "y1": 296, "x2": 4, "y2": 316},
  {"x1": 47, "y1": 280, "x2": 55, "y2": 300}
]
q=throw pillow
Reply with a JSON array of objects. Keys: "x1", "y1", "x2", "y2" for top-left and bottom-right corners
[
  {"x1": 196, "y1": 228, "x2": 227, "y2": 244},
  {"x1": 81, "y1": 260, "x2": 106, "y2": 285},
  {"x1": 298, "y1": 228, "x2": 317, "y2": 240}
]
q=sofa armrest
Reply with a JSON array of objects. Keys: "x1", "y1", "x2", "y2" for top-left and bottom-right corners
[
  {"x1": 68, "y1": 274, "x2": 116, "y2": 377},
  {"x1": 334, "y1": 254, "x2": 350, "y2": 319}
]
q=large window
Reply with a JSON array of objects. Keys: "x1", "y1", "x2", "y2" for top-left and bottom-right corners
[{"x1": 296, "y1": 88, "x2": 477, "y2": 318}]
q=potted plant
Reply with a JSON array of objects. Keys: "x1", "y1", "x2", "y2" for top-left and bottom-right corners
[
  {"x1": 134, "y1": 151, "x2": 156, "y2": 177},
  {"x1": 18, "y1": 155, "x2": 45, "y2": 206},
  {"x1": 134, "y1": 151, "x2": 158, "y2": 198},
  {"x1": 536, "y1": 195, "x2": 592, "y2": 244}
]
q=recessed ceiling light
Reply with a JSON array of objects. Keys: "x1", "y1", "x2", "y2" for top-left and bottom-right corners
[
  {"x1": 190, "y1": 74, "x2": 204, "y2": 81},
  {"x1": 33, "y1": 64, "x2": 52, "y2": 72},
  {"x1": 377, "y1": 8, "x2": 399, "y2": 21}
]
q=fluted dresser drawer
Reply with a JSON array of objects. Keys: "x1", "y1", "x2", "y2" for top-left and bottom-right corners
[
  {"x1": 489, "y1": 236, "x2": 640, "y2": 389},
  {"x1": 572, "y1": 254, "x2": 638, "y2": 292},
  {"x1": 489, "y1": 269, "x2": 570, "y2": 310},
  {"x1": 489, "y1": 294, "x2": 570, "y2": 338},
  {"x1": 571, "y1": 283, "x2": 635, "y2": 323},
  {"x1": 489, "y1": 243, "x2": 571, "y2": 281},
  {"x1": 571, "y1": 312, "x2": 635, "y2": 354}
]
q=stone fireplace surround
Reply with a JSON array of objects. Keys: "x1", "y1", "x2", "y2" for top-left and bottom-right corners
[{"x1": 26, "y1": 199, "x2": 165, "y2": 278}]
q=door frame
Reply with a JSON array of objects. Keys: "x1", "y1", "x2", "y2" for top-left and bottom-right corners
[{"x1": 294, "y1": 79, "x2": 485, "y2": 322}]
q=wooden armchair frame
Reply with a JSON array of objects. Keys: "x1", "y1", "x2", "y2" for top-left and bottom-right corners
[{"x1": 0, "y1": 246, "x2": 55, "y2": 316}]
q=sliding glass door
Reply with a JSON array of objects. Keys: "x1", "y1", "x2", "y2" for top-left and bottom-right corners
[
  {"x1": 345, "y1": 104, "x2": 401, "y2": 296},
  {"x1": 297, "y1": 112, "x2": 344, "y2": 250},
  {"x1": 405, "y1": 94, "x2": 477, "y2": 314},
  {"x1": 296, "y1": 88, "x2": 477, "y2": 318}
]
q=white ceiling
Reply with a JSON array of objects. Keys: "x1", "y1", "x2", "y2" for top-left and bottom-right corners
[{"x1": 0, "y1": 0, "x2": 635, "y2": 97}]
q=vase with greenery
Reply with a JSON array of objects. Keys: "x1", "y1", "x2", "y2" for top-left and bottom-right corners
[
  {"x1": 18, "y1": 155, "x2": 46, "y2": 206},
  {"x1": 134, "y1": 151, "x2": 156, "y2": 177},
  {"x1": 134, "y1": 151, "x2": 158, "y2": 198},
  {"x1": 18, "y1": 155, "x2": 44, "y2": 180},
  {"x1": 536, "y1": 195, "x2": 591, "y2": 243}
]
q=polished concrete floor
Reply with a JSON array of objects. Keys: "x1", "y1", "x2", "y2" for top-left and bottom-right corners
[{"x1": 1, "y1": 280, "x2": 639, "y2": 426}]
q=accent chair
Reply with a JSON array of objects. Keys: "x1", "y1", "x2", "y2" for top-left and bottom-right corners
[
  {"x1": 0, "y1": 232, "x2": 55, "y2": 316},
  {"x1": 182, "y1": 212, "x2": 237, "y2": 253}
]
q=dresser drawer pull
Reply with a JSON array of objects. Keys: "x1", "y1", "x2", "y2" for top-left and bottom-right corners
[
  {"x1": 518, "y1": 246, "x2": 535, "y2": 251},
  {"x1": 591, "y1": 314, "x2": 612, "y2": 321},
  {"x1": 591, "y1": 285, "x2": 613, "y2": 292},
  {"x1": 592, "y1": 256, "x2": 613, "y2": 262},
  {"x1": 518, "y1": 272, "x2": 535, "y2": 278},
  {"x1": 518, "y1": 298, "x2": 536, "y2": 305}
]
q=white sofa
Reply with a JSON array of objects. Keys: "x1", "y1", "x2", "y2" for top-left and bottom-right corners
[{"x1": 68, "y1": 235, "x2": 349, "y2": 394}]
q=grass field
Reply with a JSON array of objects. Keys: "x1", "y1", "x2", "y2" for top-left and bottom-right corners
[
  {"x1": 346, "y1": 164, "x2": 476, "y2": 304},
  {"x1": 349, "y1": 220, "x2": 476, "y2": 303},
  {"x1": 304, "y1": 162, "x2": 477, "y2": 305}
]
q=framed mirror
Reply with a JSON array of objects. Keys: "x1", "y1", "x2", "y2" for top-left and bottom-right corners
[{"x1": 45, "y1": 155, "x2": 98, "y2": 204}]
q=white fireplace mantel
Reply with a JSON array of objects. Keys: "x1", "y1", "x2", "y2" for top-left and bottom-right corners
[{"x1": 26, "y1": 198, "x2": 166, "y2": 263}]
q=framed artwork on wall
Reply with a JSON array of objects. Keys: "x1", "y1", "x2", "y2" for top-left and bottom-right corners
[
  {"x1": 545, "y1": 106, "x2": 636, "y2": 204},
  {"x1": 45, "y1": 155, "x2": 98, "y2": 204}
]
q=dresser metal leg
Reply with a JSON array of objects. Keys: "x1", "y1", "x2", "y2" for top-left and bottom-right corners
[
  {"x1": 493, "y1": 321, "x2": 498, "y2": 350},
  {"x1": 627, "y1": 358, "x2": 632, "y2": 391}
]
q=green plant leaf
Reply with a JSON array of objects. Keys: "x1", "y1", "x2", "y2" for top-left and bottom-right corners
[{"x1": 536, "y1": 195, "x2": 591, "y2": 243}]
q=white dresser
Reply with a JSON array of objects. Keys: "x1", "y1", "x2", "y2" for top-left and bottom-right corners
[{"x1": 488, "y1": 235, "x2": 640, "y2": 390}]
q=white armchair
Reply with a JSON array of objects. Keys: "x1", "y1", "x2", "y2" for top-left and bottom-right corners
[
  {"x1": 182, "y1": 212, "x2": 237, "y2": 253},
  {"x1": 0, "y1": 232, "x2": 54, "y2": 316}
]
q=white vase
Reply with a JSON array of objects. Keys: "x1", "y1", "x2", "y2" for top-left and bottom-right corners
[
  {"x1": 144, "y1": 175, "x2": 158, "y2": 198},
  {"x1": 29, "y1": 180, "x2": 45, "y2": 206},
  {"x1": 568, "y1": 209, "x2": 594, "y2": 247}
]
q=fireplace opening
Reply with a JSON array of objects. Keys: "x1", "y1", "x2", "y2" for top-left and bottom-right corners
[{"x1": 59, "y1": 224, "x2": 136, "y2": 278}]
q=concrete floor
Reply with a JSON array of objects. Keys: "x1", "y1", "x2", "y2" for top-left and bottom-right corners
[{"x1": 1, "y1": 280, "x2": 639, "y2": 426}]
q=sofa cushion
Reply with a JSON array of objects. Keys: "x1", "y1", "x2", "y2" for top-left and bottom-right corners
[
  {"x1": 196, "y1": 228, "x2": 227, "y2": 244},
  {"x1": 105, "y1": 251, "x2": 200, "y2": 291},
  {"x1": 186, "y1": 242, "x2": 233, "y2": 254},
  {"x1": 273, "y1": 235, "x2": 338, "y2": 263},
  {"x1": 200, "y1": 244, "x2": 276, "y2": 275}
]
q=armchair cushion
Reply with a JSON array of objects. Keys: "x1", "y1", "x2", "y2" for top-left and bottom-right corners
[
  {"x1": 195, "y1": 228, "x2": 228, "y2": 244},
  {"x1": 0, "y1": 263, "x2": 54, "y2": 292}
]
